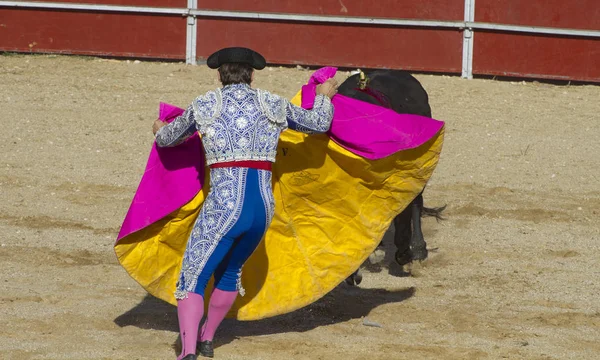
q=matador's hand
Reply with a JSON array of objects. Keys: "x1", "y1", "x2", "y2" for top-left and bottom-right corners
[
  {"x1": 316, "y1": 78, "x2": 338, "y2": 99},
  {"x1": 152, "y1": 119, "x2": 167, "y2": 135}
]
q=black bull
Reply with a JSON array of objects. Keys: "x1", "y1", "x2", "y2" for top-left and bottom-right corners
[{"x1": 337, "y1": 70, "x2": 445, "y2": 285}]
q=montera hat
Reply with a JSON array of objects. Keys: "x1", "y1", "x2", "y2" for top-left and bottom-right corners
[{"x1": 207, "y1": 47, "x2": 266, "y2": 70}]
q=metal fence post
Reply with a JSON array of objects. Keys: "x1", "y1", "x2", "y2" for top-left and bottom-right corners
[
  {"x1": 186, "y1": 0, "x2": 197, "y2": 65},
  {"x1": 462, "y1": 0, "x2": 475, "y2": 79}
]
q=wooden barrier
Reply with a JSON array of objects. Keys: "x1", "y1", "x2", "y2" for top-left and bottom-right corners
[{"x1": 0, "y1": 0, "x2": 598, "y2": 82}]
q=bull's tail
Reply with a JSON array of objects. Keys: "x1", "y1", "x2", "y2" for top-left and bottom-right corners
[{"x1": 422, "y1": 205, "x2": 446, "y2": 222}]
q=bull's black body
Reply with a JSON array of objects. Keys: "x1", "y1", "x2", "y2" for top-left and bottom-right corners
[{"x1": 338, "y1": 70, "x2": 445, "y2": 285}]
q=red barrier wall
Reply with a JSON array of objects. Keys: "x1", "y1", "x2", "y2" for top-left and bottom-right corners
[
  {"x1": 0, "y1": 1, "x2": 187, "y2": 59},
  {"x1": 474, "y1": 0, "x2": 600, "y2": 81},
  {"x1": 0, "y1": 1, "x2": 598, "y2": 82},
  {"x1": 476, "y1": 0, "x2": 600, "y2": 30},
  {"x1": 198, "y1": 0, "x2": 463, "y2": 20},
  {"x1": 196, "y1": 20, "x2": 463, "y2": 73},
  {"x1": 195, "y1": 0, "x2": 464, "y2": 72}
]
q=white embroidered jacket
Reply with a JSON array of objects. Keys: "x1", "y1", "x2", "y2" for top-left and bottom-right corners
[{"x1": 155, "y1": 83, "x2": 334, "y2": 164}]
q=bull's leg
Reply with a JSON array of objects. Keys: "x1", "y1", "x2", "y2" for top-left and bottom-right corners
[
  {"x1": 409, "y1": 193, "x2": 428, "y2": 261},
  {"x1": 393, "y1": 200, "x2": 413, "y2": 266},
  {"x1": 368, "y1": 239, "x2": 386, "y2": 265}
]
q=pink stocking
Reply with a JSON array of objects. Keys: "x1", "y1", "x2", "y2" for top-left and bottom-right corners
[
  {"x1": 199, "y1": 288, "x2": 238, "y2": 342},
  {"x1": 177, "y1": 292, "x2": 205, "y2": 360}
]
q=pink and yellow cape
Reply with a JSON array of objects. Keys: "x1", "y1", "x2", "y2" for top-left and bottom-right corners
[{"x1": 114, "y1": 68, "x2": 444, "y2": 320}]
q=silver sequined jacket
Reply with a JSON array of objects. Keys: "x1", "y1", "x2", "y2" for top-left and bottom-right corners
[{"x1": 155, "y1": 83, "x2": 334, "y2": 164}]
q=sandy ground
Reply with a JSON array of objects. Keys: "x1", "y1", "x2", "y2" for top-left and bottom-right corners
[{"x1": 1, "y1": 55, "x2": 599, "y2": 360}]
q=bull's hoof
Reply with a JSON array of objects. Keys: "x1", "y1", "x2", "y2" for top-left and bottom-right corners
[
  {"x1": 395, "y1": 249, "x2": 413, "y2": 266},
  {"x1": 411, "y1": 246, "x2": 428, "y2": 262},
  {"x1": 368, "y1": 248, "x2": 386, "y2": 265},
  {"x1": 345, "y1": 270, "x2": 363, "y2": 286}
]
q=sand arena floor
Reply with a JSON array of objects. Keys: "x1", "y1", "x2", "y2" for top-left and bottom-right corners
[{"x1": 1, "y1": 55, "x2": 599, "y2": 360}]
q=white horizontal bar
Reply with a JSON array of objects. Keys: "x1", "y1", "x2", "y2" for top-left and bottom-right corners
[
  {"x1": 1, "y1": 1, "x2": 599, "y2": 38},
  {"x1": 467, "y1": 21, "x2": 600, "y2": 38},
  {"x1": 0, "y1": 0, "x2": 186, "y2": 15},
  {"x1": 190, "y1": 9, "x2": 464, "y2": 28}
]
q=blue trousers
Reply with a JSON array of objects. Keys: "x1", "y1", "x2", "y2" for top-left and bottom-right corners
[{"x1": 175, "y1": 167, "x2": 275, "y2": 298}]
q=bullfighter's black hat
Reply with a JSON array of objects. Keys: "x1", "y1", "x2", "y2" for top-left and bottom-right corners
[{"x1": 207, "y1": 47, "x2": 266, "y2": 70}]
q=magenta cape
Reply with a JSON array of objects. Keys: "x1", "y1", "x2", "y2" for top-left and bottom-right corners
[
  {"x1": 116, "y1": 69, "x2": 444, "y2": 243},
  {"x1": 302, "y1": 66, "x2": 444, "y2": 160},
  {"x1": 116, "y1": 103, "x2": 205, "y2": 242}
]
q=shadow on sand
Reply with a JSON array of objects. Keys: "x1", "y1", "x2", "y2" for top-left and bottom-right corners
[{"x1": 114, "y1": 283, "x2": 415, "y2": 353}]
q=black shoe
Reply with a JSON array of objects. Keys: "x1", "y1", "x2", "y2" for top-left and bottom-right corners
[
  {"x1": 198, "y1": 340, "x2": 214, "y2": 358},
  {"x1": 181, "y1": 354, "x2": 197, "y2": 360}
]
